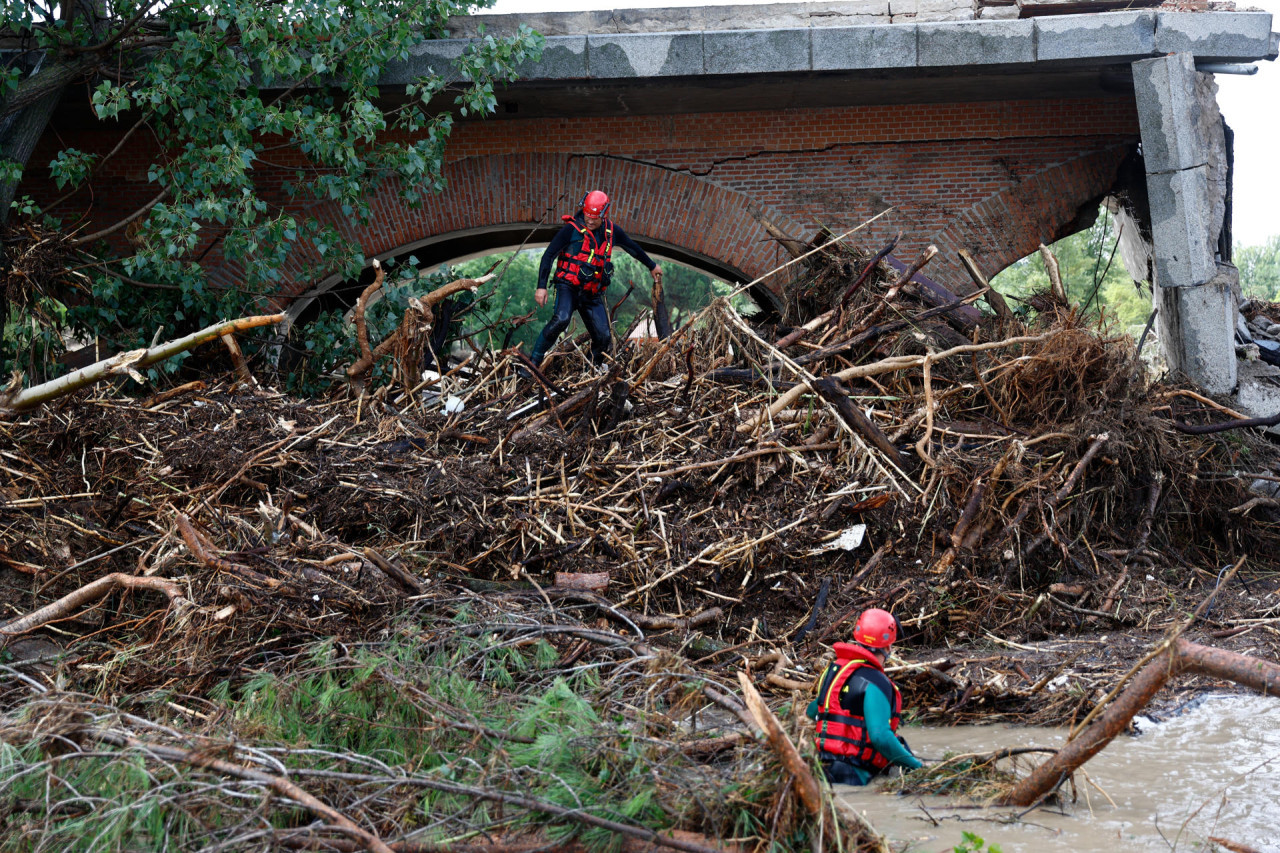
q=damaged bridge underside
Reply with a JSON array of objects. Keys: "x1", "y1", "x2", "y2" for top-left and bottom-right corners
[{"x1": 32, "y1": 3, "x2": 1278, "y2": 391}]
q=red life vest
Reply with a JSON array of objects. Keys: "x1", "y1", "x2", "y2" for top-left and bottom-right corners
[
  {"x1": 813, "y1": 642, "x2": 902, "y2": 769},
  {"x1": 554, "y1": 215, "x2": 614, "y2": 295}
]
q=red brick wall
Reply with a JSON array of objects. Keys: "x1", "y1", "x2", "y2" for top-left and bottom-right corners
[{"x1": 26, "y1": 96, "x2": 1139, "y2": 298}]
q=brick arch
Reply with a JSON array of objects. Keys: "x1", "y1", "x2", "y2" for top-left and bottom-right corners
[
  {"x1": 214, "y1": 154, "x2": 807, "y2": 303},
  {"x1": 932, "y1": 143, "x2": 1135, "y2": 286}
]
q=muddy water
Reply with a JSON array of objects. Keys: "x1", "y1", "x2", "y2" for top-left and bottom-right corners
[{"x1": 836, "y1": 694, "x2": 1280, "y2": 853}]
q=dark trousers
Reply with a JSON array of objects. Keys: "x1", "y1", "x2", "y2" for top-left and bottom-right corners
[
  {"x1": 820, "y1": 757, "x2": 872, "y2": 786},
  {"x1": 531, "y1": 281, "x2": 611, "y2": 367}
]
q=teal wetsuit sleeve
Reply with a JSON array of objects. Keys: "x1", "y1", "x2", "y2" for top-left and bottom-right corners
[{"x1": 862, "y1": 687, "x2": 922, "y2": 770}]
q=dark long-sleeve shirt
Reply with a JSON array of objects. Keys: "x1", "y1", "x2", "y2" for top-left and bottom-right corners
[{"x1": 537, "y1": 216, "x2": 656, "y2": 289}]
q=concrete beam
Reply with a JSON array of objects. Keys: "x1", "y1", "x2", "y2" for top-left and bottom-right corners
[
  {"x1": 1035, "y1": 11, "x2": 1155, "y2": 63},
  {"x1": 1236, "y1": 360, "x2": 1280, "y2": 424},
  {"x1": 917, "y1": 19, "x2": 1036, "y2": 66},
  {"x1": 812, "y1": 22, "x2": 917, "y2": 69},
  {"x1": 586, "y1": 33, "x2": 704, "y2": 78},
  {"x1": 1144, "y1": 165, "x2": 1217, "y2": 289},
  {"x1": 514, "y1": 36, "x2": 588, "y2": 80},
  {"x1": 407, "y1": 10, "x2": 1275, "y2": 84},
  {"x1": 704, "y1": 28, "x2": 812, "y2": 74},
  {"x1": 1132, "y1": 51, "x2": 1206, "y2": 174},
  {"x1": 1133, "y1": 52, "x2": 1236, "y2": 393},
  {"x1": 1156, "y1": 11, "x2": 1275, "y2": 61},
  {"x1": 447, "y1": 1, "x2": 894, "y2": 37}
]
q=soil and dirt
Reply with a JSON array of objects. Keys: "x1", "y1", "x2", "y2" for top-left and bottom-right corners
[{"x1": 2, "y1": 230, "x2": 1279, "y2": 852}]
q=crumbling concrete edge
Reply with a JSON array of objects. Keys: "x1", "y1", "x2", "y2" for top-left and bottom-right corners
[{"x1": 391, "y1": 11, "x2": 1275, "y2": 83}]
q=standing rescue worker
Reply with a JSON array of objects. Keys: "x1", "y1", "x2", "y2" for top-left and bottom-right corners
[
  {"x1": 807, "y1": 608, "x2": 922, "y2": 785},
  {"x1": 530, "y1": 190, "x2": 663, "y2": 370}
]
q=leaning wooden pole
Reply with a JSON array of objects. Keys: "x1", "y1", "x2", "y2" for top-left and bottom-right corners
[{"x1": 1005, "y1": 639, "x2": 1280, "y2": 806}]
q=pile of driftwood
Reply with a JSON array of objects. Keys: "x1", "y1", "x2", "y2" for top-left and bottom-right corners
[{"x1": 3, "y1": 229, "x2": 1280, "y2": 851}]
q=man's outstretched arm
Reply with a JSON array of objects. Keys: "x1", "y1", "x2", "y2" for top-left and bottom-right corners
[{"x1": 861, "y1": 688, "x2": 922, "y2": 770}]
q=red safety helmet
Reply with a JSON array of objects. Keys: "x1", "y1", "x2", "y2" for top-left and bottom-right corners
[
  {"x1": 853, "y1": 608, "x2": 898, "y2": 649},
  {"x1": 582, "y1": 190, "x2": 610, "y2": 218}
]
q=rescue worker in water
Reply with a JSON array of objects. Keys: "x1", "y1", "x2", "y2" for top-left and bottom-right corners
[
  {"x1": 807, "y1": 608, "x2": 923, "y2": 785},
  {"x1": 530, "y1": 190, "x2": 663, "y2": 370}
]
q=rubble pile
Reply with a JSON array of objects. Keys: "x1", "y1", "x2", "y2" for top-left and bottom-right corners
[
  {"x1": 3, "y1": 232, "x2": 1280, "y2": 851},
  {"x1": 1240, "y1": 297, "x2": 1280, "y2": 366}
]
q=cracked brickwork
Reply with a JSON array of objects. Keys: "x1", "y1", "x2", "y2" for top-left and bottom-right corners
[{"x1": 28, "y1": 96, "x2": 1139, "y2": 298}]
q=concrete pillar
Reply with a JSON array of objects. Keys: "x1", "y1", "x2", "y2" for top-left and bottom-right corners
[{"x1": 1132, "y1": 53, "x2": 1236, "y2": 394}]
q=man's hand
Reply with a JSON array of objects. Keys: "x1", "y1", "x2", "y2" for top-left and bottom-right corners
[
  {"x1": 651, "y1": 265, "x2": 663, "y2": 283},
  {"x1": 535, "y1": 287, "x2": 548, "y2": 307}
]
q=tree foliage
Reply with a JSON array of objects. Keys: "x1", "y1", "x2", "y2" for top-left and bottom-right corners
[
  {"x1": 1, "y1": 0, "x2": 541, "y2": 381},
  {"x1": 990, "y1": 206, "x2": 1151, "y2": 330},
  {"x1": 1236, "y1": 235, "x2": 1280, "y2": 301}
]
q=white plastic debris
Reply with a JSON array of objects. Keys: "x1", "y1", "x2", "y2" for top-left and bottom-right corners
[
  {"x1": 823, "y1": 524, "x2": 866, "y2": 552},
  {"x1": 443, "y1": 395, "x2": 465, "y2": 414}
]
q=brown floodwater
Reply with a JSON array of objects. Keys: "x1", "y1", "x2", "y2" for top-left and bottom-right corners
[{"x1": 836, "y1": 694, "x2": 1280, "y2": 853}]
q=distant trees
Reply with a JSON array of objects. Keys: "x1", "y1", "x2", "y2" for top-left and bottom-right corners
[
  {"x1": 1236, "y1": 236, "x2": 1280, "y2": 301},
  {"x1": 993, "y1": 207, "x2": 1280, "y2": 327},
  {"x1": 990, "y1": 206, "x2": 1152, "y2": 329}
]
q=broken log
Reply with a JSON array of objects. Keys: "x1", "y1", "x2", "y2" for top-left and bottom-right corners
[
  {"x1": 652, "y1": 279, "x2": 674, "y2": 340},
  {"x1": 755, "y1": 214, "x2": 810, "y2": 260},
  {"x1": 628, "y1": 607, "x2": 722, "y2": 631},
  {"x1": 364, "y1": 547, "x2": 425, "y2": 594},
  {"x1": 353, "y1": 259, "x2": 387, "y2": 370},
  {"x1": 857, "y1": 245, "x2": 938, "y2": 330},
  {"x1": 1039, "y1": 244, "x2": 1068, "y2": 305},
  {"x1": 346, "y1": 272, "x2": 493, "y2": 380},
  {"x1": 0, "y1": 314, "x2": 284, "y2": 414},
  {"x1": 1004, "y1": 638, "x2": 1280, "y2": 806},
  {"x1": 737, "y1": 672, "x2": 824, "y2": 816},
  {"x1": 554, "y1": 571, "x2": 610, "y2": 592},
  {"x1": 220, "y1": 332, "x2": 255, "y2": 386},
  {"x1": 957, "y1": 248, "x2": 1014, "y2": 320},
  {"x1": 838, "y1": 232, "x2": 901, "y2": 308},
  {"x1": 812, "y1": 378, "x2": 909, "y2": 468}
]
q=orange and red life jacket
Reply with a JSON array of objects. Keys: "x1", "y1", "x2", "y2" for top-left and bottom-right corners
[
  {"x1": 813, "y1": 642, "x2": 902, "y2": 769},
  {"x1": 554, "y1": 215, "x2": 614, "y2": 295}
]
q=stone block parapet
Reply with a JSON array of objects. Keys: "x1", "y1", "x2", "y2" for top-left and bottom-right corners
[{"x1": 401, "y1": 10, "x2": 1274, "y2": 84}]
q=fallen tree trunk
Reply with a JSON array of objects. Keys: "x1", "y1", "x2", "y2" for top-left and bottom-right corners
[
  {"x1": 0, "y1": 314, "x2": 284, "y2": 414},
  {"x1": 812, "y1": 378, "x2": 908, "y2": 468},
  {"x1": 1004, "y1": 638, "x2": 1280, "y2": 806},
  {"x1": 737, "y1": 672, "x2": 824, "y2": 816}
]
